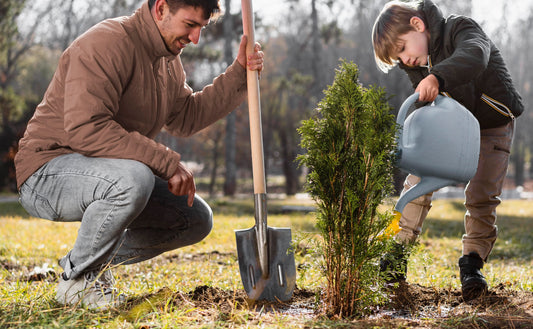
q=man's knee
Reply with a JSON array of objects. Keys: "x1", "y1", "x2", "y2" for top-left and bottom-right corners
[
  {"x1": 114, "y1": 160, "x2": 155, "y2": 204},
  {"x1": 190, "y1": 196, "x2": 213, "y2": 243},
  {"x1": 155, "y1": 198, "x2": 213, "y2": 251}
]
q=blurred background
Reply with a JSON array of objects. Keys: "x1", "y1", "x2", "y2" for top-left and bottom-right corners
[{"x1": 1, "y1": 0, "x2": 532, "y2": 198}]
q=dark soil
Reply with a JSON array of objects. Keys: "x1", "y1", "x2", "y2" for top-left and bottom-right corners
[
  {"x1": 384, "y1": 281, "x2": 533, "y2": 328},
  {"x1": 180, "y1": 281, "x2": 533, "y2": 328},
  {"x1": 13, "y1": 255, "x2": 532, "y2": 328}
]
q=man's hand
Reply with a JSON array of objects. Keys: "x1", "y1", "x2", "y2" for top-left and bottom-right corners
[
  {"x1": 168, "y1": 162, "x2": 196, "y2": 207},
  {"x1": 416, "y1": 74, "x2": 440, "y2": 102},
  {"x1": 237, "y1": 35, "x2": 264, "y2": 74}
]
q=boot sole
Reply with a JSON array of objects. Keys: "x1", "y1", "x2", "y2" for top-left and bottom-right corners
[{"x1": 462, "y1": 281, "x2": 488, "y2": 301}]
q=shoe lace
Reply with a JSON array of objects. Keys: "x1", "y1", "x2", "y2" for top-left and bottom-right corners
[{"x1": 84, "y1": 270, "x2": 116, "y2": 297}]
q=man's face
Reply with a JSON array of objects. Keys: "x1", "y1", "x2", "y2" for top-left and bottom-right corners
[
  {"x1": 394, "y1": 30, "x2": 429, "y2": 67},
  {"x1": 157, "y1": 4, "x2": 210, "y2": 55}
]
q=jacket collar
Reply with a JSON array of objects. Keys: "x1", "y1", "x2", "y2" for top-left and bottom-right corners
[
  {"x1": 134, "y1": 1, "x2": 177, "y2": 61},
  {"x1": 419, "y1": 0, "x2": 445, "y2": 58}
]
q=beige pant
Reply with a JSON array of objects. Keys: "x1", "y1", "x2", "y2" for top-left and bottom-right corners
[{"x1": 395, "y1": 121, "x2": 514, "y2": 261}]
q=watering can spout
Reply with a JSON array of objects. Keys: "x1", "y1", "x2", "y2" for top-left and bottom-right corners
[{"x1": 394, "y1": 176, "x2": 457, "y2": 214}]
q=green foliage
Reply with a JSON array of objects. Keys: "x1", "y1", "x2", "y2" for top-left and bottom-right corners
[
  {"x1": 0, "y1": 87, "x2": 25, "y2": 127},
  {"x1": 298, "y1": 60, "x2": 398, "y2": 317},
  {"x1": 0, "y1": 0, "x2": 25, "y2": 58},
  {"x1": 0, "y1": 0, "x2": 28, "y2": 130}
]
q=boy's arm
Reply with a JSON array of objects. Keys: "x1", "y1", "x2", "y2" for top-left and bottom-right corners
[{"x1": 429, "y1": 17, "x2": 491, "y2": 90}]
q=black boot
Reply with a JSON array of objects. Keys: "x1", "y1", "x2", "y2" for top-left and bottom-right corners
[
  {"x1": 459, "y1": 252, "x2": 488, "y2": 301},
  {"x1": 380, "y1": 242, "x2": 408, "y2": 283}
]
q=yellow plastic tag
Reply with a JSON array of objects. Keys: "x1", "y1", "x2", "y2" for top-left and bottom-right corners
[{"x1": 380, "y1": 211, "x2": 402, "y2": 239}]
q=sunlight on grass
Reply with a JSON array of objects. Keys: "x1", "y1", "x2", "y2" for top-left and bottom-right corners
[
  {"x1": 1, "y1": 197, "x2": 532, "y2": 327},
  {"x1": 406, "y1": 199, "x2": 533, "y2": 291}
]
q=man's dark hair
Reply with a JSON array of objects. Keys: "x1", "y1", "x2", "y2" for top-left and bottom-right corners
[{"x1": 148, "y1": 0, "x2": 221, "y2": 19}]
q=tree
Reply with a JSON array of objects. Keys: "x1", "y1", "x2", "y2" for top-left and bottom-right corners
[
  {"x1": 261, "y1": 68, "x2": 314, "y2": 195},
  {"x1": 257, "y1": 0, "x2": 338, "y2": 194},
  {"x1": 223, "y1": 0, "x2": 237, "y2": 196},
  {"x1": 0, "y1": 0, "x2": 47, "y2": 191},
  {"x1": 298, "y1": 61, "x2": 398, "y2": 317},
  {"x1": 34, "y1": 0, "x2": 139, "y2": 51}
]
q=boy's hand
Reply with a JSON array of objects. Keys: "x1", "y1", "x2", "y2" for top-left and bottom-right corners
[{"x1": 416, "y1": 74, "x2": 439, "y2": 102}]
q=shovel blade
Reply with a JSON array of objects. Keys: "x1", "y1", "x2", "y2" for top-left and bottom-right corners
[{"x1": 235, "y1": 226, "x2": 296, "y2": 302}]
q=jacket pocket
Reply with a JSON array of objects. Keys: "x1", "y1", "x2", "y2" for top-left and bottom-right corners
[{"x1": 494, "y1": 145, "x2": 510, "y2": 154}]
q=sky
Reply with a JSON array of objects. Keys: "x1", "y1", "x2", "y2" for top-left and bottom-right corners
[
  {"x1": 240, "y1": 0, "x2": 533, "y2": 35},
  {"x1": 471, "y1": 0, "x2": 532, "y2": 33}
]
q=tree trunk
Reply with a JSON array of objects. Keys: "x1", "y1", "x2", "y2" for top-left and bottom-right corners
[
  {"x1": 209, "y1": 135, "x2": 221, "y2": 197},
  {"x1": 223, "y1": 0, "x2": 237, "y2": 196},
  {"x1": 310, "y1": 0, "x2": 321, "y2": 95},
  {"x1": 513, "y1": 141, "x2": 525, "y2": 187},
  {"x1": 280, "y1": 129, "x2": 299, "y2": 195}
]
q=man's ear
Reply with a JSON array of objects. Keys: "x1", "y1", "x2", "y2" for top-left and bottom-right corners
[
  {"x1": 410, "y1": 16, "x2": 426, "y2": 32},
  {"x1": 152, "y1": 0, "x2": 168, "y2": 21}
]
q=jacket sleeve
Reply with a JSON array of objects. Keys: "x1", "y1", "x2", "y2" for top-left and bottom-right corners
[
  {"x1": 429, "y1": 17, "x2": 491, "y2": 90},
  {"x1": 62, "y1": 40, "x2": 181, "y2": 180},
  {"x1": 164, "y1": 58, "x2": 248, "y2": 137}
]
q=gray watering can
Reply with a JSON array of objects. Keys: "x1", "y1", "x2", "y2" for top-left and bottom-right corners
[{"x1": 384, "y1": 93, "x2": 480, "y2": 235}]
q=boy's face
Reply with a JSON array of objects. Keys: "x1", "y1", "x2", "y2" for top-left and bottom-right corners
[{"x1": 394, "y1": 17, "x2": 429, "y2": 68}]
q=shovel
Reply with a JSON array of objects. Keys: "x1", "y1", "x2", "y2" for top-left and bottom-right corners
[{"x1": 234, "y1": 0, "x2": 296, "y2": 302}]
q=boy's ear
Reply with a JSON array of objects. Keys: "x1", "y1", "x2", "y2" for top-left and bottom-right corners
[{"x1": 410, "y1": 16, "x2": 426, "y2": 32}]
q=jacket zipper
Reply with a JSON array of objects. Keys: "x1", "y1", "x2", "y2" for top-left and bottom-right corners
[
  {"x1": 481, "y1": 94, "x2": 515, "y2": 120},
  {"x1": 419, "y1": 55, "x2": 432, "y2": 72},
  {"x1": 423, "y1": 55, "x2": 515, "y2": 120}
]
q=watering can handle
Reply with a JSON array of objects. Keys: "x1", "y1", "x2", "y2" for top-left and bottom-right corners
[
  {"x1": 396, "y1": 92, "x2": 446, "y2": 125},
  {"x1": 396, "y1": 92, "x2": 419, "y2": 126},
  {"x1": 396, "y1": 92, "x2": 444, "y2": 150}
]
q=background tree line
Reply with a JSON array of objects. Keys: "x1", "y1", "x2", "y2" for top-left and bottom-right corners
[{"x1": 1, "y1": 0, "x2": 532, "y2": 196}]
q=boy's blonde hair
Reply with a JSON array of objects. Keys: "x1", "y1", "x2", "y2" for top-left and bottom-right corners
[{"x1": 372, "y1": 1, "x2": 424, "y2": 72}]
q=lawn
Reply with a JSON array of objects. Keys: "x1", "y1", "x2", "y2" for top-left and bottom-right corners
[{"x1": 1, "y1": 195, "x2": 532, "y2": 328}]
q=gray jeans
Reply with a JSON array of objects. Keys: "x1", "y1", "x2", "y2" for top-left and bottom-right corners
[{"x1": 19, "y1": 153, "x2": 213, "y2": 279}]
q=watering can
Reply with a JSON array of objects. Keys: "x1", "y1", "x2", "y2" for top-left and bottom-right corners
[{"x1": 385, "y1": 92, "x2": 480, "y2": 236}]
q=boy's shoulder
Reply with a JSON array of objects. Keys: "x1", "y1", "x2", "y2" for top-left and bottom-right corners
[
  {"x1": 444, "y1": 14, "x2": 484, "y2": 32},
  {"x1": 422, "y1": 2, "x2": 485, "y2": 41},
  {"x1": 438, "y1": 14, "x2": 489, "y2": 44}
]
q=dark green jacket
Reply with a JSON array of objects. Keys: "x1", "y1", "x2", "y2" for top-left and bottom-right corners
[{"x1": 400, "y1": 0, "x2": 524, "y2": 129}]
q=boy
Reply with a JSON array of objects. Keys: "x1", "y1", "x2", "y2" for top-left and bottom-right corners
[{"x1": 372, "y1": 0, "x2": 524, "y2": 301}]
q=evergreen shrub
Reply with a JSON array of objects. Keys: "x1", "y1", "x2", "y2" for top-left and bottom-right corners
[{"x1": 298, "y1": 60, "x2": 398, "y2": 317}]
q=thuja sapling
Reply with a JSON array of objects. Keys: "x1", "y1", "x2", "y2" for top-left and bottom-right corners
[{"x1": 298, "y1": 60, "x2": 399, "y2": 317}]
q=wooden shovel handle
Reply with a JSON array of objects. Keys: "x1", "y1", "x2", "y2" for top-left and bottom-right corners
[{"x1": 242, "y1": 0, "x2": 266, "y2": 194}]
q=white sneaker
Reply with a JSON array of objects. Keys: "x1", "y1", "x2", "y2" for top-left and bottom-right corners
[{"x1": 56, "y1": 270, "x2": 126, "y2": 310}]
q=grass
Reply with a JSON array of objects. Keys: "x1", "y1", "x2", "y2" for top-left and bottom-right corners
[{"x1": 1, "y1": 195, "x2": 532, "y2": 328}]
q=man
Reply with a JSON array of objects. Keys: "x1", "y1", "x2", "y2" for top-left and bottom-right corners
[{"x1": 15, "y1": 0, "x2": 264, "y2": 309}]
